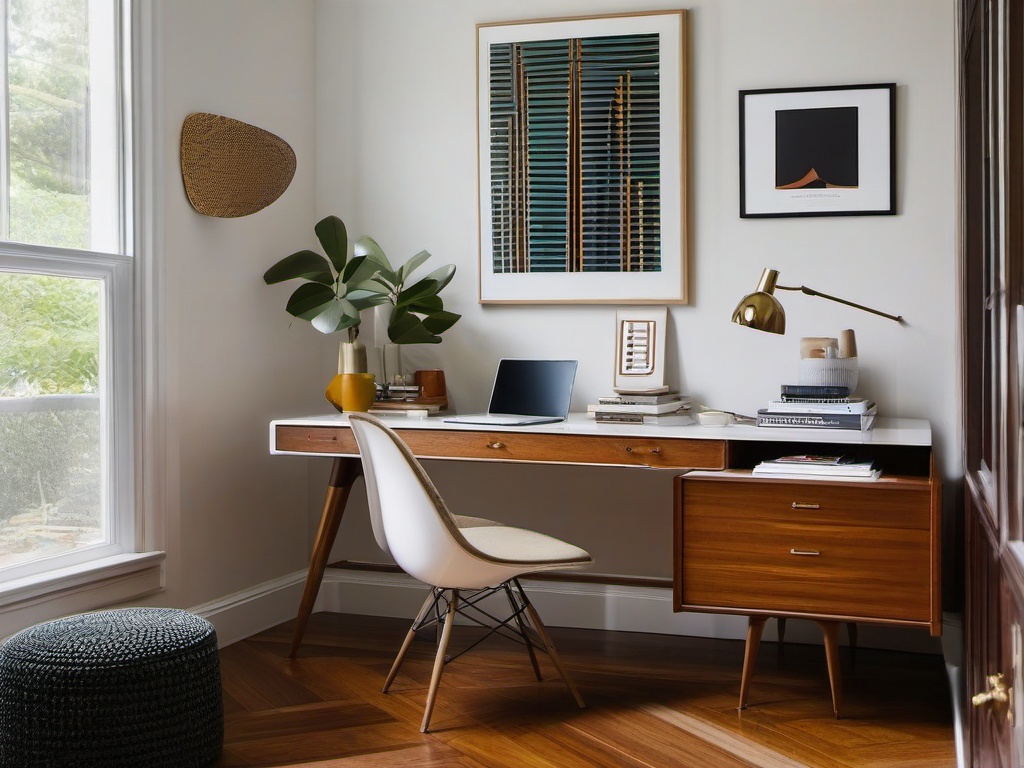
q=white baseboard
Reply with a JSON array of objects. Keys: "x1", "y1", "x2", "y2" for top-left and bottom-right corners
[
  {"x1": 315, "y1": 567, "x2": 944, "y2": 654},
  {"x1": 189, "y1": 570, "x2": 307, "y2": 647}
]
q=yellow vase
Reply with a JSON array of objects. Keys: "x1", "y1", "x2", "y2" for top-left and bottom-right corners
[{"x1": 326, "y1": 372, "x2": 376, "y2": 413}]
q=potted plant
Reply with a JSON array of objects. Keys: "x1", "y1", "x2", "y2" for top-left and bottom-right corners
[{"x1": 263, "y1": 215, "x2": 460, "y2": 409}]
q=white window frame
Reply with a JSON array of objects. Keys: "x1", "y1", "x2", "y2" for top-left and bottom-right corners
[{"x1": 0, "y1": 0, "x2": 164, "y2": 632}]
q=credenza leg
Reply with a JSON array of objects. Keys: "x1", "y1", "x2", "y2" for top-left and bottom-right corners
[
  {"x1": 289, "y1": 457, "x2": 363, "y2": 657},
  {"x1": 817, "y1": 620, "x2": 844, "y2": 718},
  {"x1": 738, "y1": 616, "x2": 769, "y2": 710}
]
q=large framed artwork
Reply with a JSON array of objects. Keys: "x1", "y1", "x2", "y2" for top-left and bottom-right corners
[
  {"x1": 477, "y1": 11, "x2": 688, "y2": 304},
  {"x1": 739, "y1": 83, "x2": 896, "y2": 218}
]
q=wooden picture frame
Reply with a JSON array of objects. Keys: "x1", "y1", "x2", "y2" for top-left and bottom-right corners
[
  {"x1": 477, "y1": 11, "x2": 688, "y2": 304},
  {"x1": 739, "y1": 83, "x2": 896, "y2": 218}
]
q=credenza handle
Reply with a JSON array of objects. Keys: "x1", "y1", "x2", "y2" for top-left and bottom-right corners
[
  {"x1": 488, "y1": 441, "x2": 505, "y2": 450},
  {"x1": 306, "y1": 433, "x2": 338, "y2": 442},
  {"x1": 790, "y1": 548, "x2": 821, "y2": 556},
  {"x1": 791, "y1": 502, "x2": 820, "y2": 510},
  {"x1": 625, "y1": 446, "x2": 662, "y2": 455}
]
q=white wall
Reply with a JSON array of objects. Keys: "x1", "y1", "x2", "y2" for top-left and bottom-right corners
[
  {"x1": 313, "y1": 0, "x2": 958, "y2": 585},
  {"x1": 145, "y1": 0, "x2": 322, "y2": 616},
  {"x1": 138, "y1": 0, "x2": 956, "y2": 645}
]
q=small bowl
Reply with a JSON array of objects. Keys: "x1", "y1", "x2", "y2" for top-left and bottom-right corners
[{"x1": 696, "y1": 410, "x2": 731, "y2": 427}]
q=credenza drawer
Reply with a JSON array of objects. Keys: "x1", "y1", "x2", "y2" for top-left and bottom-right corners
[
  {"x1": 677, "y1": 476, "x2": 933, "y2": 623},
  {"x1": 275, "y1": 425, "x2": 727, "y2": 469}
]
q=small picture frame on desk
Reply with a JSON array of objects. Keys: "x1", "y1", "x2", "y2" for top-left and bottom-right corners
[{"x1": 739, "y1": 83, "x2": 896, "y2": 218}]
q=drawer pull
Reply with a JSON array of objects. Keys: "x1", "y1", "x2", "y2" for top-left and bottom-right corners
[
  {"x1": 307, "y1": 433, "x2": 338, "y2": 442},
  {"x1": 488, "y1": 441, "x2": 505, "y2": 450},
  {"x1": 789, "y1": 548, "x2": 821, "y2": 556},
  {"x1": 791, "y1": 502, "x2": 820, "y2": 510},
  {"x1": 625, "y1": 446, "x2": 662, "y2": 455}
]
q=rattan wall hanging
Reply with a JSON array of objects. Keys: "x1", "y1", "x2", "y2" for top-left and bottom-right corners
[{"x1": 180, "y1": 112, "x2": 296, "y2": 217}]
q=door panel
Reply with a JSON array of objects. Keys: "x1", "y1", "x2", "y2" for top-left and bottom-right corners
[{"x1": 961, "y1": 0, "x2": 1024, "y2": 764}]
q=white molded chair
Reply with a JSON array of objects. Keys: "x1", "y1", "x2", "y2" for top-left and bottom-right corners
[{"x1": 347, "y1": 413, "x2": 593, "y2": 733}]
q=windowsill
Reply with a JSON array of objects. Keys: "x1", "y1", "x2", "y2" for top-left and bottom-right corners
[{"x1": 0, "y1": 551, "x2": 165, "y2": 637}]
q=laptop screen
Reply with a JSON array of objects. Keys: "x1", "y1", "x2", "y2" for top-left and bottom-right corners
[{"x1": 488, "y1": 359, "x2": 578, "y2": 418}]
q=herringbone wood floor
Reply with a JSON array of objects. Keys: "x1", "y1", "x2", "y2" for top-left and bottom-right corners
[{"x1": 214, "y1": 612, "x2": 955, "y2": 768}]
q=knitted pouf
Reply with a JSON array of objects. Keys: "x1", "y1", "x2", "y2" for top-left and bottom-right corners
[{"x1": 0, "y1": 607, "x2": 223, "y2": 768}]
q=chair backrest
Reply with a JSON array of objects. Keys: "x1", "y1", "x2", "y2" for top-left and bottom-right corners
[{"x1": 348, "y1": 413, "x2": 483, "y2": 587}]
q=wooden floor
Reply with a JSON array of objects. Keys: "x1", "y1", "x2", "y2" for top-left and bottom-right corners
[{"x1": 215, "y1": 612, "x2": 956, "y2": 768}]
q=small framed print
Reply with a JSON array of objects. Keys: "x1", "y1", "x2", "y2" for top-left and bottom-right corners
[{"x1": 739, "y1": 83, "x2": 896, "y2": 218}]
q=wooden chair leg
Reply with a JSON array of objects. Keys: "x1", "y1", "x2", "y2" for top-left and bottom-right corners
[
  {"x1": 520, "y1": 593, "x2": 585, "y2": 708},
  {"x1": 383, "y1": 589, "x2": 438, "y2": 694},
  {"x1": 817, "y1": 620, "x2": 844, "y2": 718},
  {"x1": 738, "y1": 616, "x2": 769, "y2": 710},
  {"x1": 421, "y1": 590, "x2": 458, "y2": 733}
]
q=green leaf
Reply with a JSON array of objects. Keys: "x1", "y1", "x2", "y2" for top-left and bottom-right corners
[
  {"x1": 352, "y1": 277, "x2": 394, "y2": 295},
  {"x1": 347, "y1": 289, "x2": 391, "y2": 311},
  {"x1": 422, "y1": 310, "x2": 461, "y2": 335},
  {"x1": 314, "y1": 215, "x2": 349, "y2": 273},
  {"x1": 388, "y1": 312, "x2": 441, "y2": 344},
  {"x1": 264, "y1": 250, "x2": 333, "y2": 285},
  {"x1": 285, "y1": 282, "x2": 336, "y2": 320},
  {"x1": 398, "y1": 250, "x2": 431, "y2": 284},
  {"x1": 343, "y1": 254, "x2": 389, "y2": 288},
  {"x1": 421, "y1": 264, "x2": 456, "y2": 293},
  {"x1": 353, "y1": 236, "x2": 392, "y2": 269},
  {"x1": 395, "y1": 278, "x2": 439, "y2": 309},
  {"x1": 406, "y1": 294, "x2": 443, "y2": 314},
  {"x1": 310, "y1": 298, "x2": 359, "y2": 334}
]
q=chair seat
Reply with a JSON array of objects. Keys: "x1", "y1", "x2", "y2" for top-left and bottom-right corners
[{"x1": 461, "y1": 524, "x2": 592, "y2": 567}]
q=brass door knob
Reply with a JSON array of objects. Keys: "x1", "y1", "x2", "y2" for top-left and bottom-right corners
[{"x1": 972, "y1": 673, "x2": 1012, "y2": 720}]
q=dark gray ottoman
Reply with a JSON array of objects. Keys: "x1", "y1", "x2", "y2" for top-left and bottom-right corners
[{"x1": 0, "y1": 607, "x2": 223, "y2": 767}]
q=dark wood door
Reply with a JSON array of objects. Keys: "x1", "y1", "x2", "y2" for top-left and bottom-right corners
[{"x1": 961, "y1": 0, "x2": 1024, "y2": 764}]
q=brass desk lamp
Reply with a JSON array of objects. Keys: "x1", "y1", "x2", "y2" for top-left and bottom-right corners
[{"x1": 731, "y1": 268, "x2": 905, "y2": 334}]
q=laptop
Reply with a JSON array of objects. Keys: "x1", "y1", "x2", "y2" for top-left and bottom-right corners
[{"x1": 444, "y1": 359, "x2": 578, "y2": 426}]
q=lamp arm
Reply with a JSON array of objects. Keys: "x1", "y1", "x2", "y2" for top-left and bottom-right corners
[{"x1": 776, "y1": 284, "x2": 905, "y2": 324}]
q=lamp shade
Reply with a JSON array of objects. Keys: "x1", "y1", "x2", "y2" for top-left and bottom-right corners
[{"x1": 731, "y1": 268, "x2": 786, "y2": 334}]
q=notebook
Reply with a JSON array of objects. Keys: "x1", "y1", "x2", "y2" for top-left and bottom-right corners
[{"x1": 444, "y1": 359, "x2": 578, "y2": 426}]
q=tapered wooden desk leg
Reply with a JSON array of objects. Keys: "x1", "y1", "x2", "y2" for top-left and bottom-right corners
[
  {"x1": 817, "y1": 620, "x2": 843, "y2": 718},
  {"x1": 738, "y1": 616, "x2": 769, "y2": 710},
  {"x1": 290, "y1": 457, "x2": 363, "y2": 657}
]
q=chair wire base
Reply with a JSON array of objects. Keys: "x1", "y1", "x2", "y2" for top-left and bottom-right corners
[{"x1": 382, "y1": 578, "x2": 585, "y2": 733}]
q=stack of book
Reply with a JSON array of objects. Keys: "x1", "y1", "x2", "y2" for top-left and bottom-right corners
[
  {"x1": 756, "y1": 385, "x2": 877, "y2": 431},
  {"x1": 368, "y1": 400, "x2": 441, "y2": 419},
  {"x1": 587, "y1": 392, "x2": 694, "y2": 425},
  {"x1": 752, "y1": 453, "x2": 881, "y2": 480}
]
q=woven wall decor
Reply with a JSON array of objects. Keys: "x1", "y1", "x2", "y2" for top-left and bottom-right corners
[{"x1": 180, "y1": 112, "x2": 296, "y2": 217}]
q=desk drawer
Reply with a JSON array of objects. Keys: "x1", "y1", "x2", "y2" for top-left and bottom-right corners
[
  {"x1": 276, "y1": 425, "x2": 726, "y2": 469},
  {"x1": 677, "y1": 477, "x2": 932, "y2": 623}
]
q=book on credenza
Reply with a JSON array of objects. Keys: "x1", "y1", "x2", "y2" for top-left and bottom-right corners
[
  {"x1": 591, "y1": 410, "x2": 696, "y2": 426},
  {"x1": 755, "y1": 405, "x2": 877, "y2": 431},
  {"x1": 766, "y1": 397, "x2": 874, "y2": 414},
  {"x1": 368, "y1": 401, "x2": 441, "y2": 419},
  {"x1": 597, "y1": 392, "x2": 690, "y2": 406},
  {"x1": 587, "y1": 400, "x2": 690, "y2": 415},
  {"x1": 779, "y1": 384, "x2": 852, "y2": 399},
  {"x1": 753, "y1": 454, "x2": 879, "y2": 478}
]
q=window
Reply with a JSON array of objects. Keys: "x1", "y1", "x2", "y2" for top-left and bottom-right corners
[{"x1": 0, "y1": 0, "x2": 133, "y2": 585}]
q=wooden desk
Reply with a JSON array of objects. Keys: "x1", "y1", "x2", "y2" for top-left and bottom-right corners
[{"x1": 271, "y1": 413, "x2": 940, "y2": 715}]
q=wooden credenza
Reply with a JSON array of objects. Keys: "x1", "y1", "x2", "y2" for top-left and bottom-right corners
[{"x1": 674, "y1": 443, "x2": 941, "y2": 717}]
